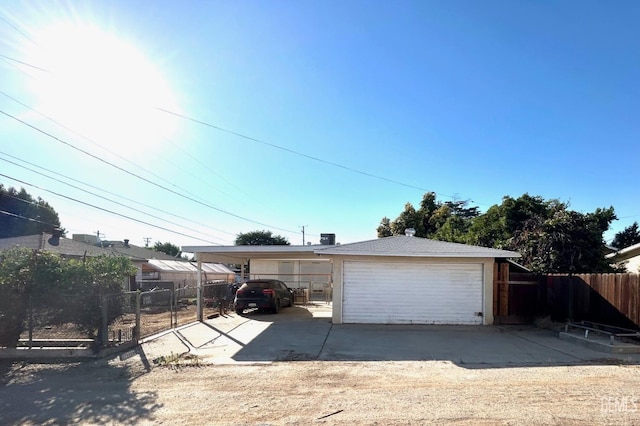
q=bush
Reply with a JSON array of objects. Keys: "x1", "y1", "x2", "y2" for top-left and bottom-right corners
[{"x1": 0, "y1": 248, "x2": 136, "y2": 348}]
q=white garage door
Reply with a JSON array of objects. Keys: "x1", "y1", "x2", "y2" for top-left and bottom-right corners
[{"x1": 343, "y1": 261, "x2": 484, "y2": 324}]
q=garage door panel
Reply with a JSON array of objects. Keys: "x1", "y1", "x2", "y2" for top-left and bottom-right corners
[{"x1": 343, "y1": 262, "x2": 483, "y2": 324}]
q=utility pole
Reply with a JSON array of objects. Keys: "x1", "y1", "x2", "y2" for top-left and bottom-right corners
[
  {"x1": 143, "y1": 237, "x2": 152, "y2": 248},
  {"x1": 300, "y1": 225, "x2": 308, "y2": 245}
]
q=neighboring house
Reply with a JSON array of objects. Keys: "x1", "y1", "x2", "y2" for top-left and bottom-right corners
[
  {"x1": 606, "y1": 242, "x2": 640, "y2": 273},
  {"x1": 184, "y1": 233, "x2": 520, "y2": 326},
  {"x1": 83, "y1": 237, "x2": 235, "y2": 292},
  {"x1": 0, "y1": 231, "x2": 114, "y2": 258}
]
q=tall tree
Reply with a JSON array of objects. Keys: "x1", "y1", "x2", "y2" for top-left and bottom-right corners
[
  {"x1": 153, "y1": 241, "x2": 181, "y2": 257},
  {"x1": 376, "y1": 217, "x2": 393, "y2": 238},
  {"x1": 508, "y1": 205, "x2": 616, "y2": 273},
  {"x1": 379, "y1": 192, "x2": 618, "y2": 273},
  {"x1": 611, "y1": 222, "x2": 640, "y2": 249},
  {"x1": 235, "y1": 230, "x2": 290, "y2": 246},
  {"x1": 466, "y1": 194, "x2": 566, "y2": 248},
  {"x1": 0, "y1": 185, "x2": 62, "y2": 238},
  {"x1": 381, "y1": 192, "x2": 479, "y2": 240}
]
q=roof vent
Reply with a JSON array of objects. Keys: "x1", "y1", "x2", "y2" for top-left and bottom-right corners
[{"x1": 405, "y1": 228, "x2": 416, "y2": 237}]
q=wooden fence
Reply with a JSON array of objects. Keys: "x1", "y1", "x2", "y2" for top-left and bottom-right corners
[
  {"x1": 493, "y1": 264, "x2": 640, "y2": 329},
  {"x1": 493, "y1": 262, "x2": 543, "y2": 324},
  {"x1": 545, "y1": 273, "x2": 640, "y2": 329}
]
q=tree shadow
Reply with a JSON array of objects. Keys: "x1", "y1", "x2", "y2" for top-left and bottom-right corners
[{"x1": 0, "y1": 353, "x2": 161, "y2": 425}]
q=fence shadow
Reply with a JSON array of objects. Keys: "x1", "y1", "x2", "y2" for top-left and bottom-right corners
[
  {"x1": 0, "y1": 358, "x2": 161, "y2": 424},
  {"x1": 546, "y1": 275, "x2": 640, "y2": 330}
]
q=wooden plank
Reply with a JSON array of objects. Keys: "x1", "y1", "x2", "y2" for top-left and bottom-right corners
[
  {"x1": 500, "y1": 263, "x2": 509, "y2": 316},
  {"x1": 493, "y1": 262, "x2": 499, "y2": 317}
]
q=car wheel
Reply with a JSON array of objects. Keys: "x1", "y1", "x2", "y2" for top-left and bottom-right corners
[
  {"x1": 272, "y1": 300, "x2": 280, "y2": 314},
  {"x1": 288, "y1": 296, "x2": 294, "y2": 307},
  {"x1": 235, "y1": 308, "x2": 243, "y2": 315}
]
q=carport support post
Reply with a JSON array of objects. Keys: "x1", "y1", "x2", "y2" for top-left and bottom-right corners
[{"x1": 196, "y1": 256, "x2": 203, "y2": 322}]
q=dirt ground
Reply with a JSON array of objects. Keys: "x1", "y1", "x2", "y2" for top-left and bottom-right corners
[{"x1": 2, "y1": 357, "x2": 640, "y2": 425}]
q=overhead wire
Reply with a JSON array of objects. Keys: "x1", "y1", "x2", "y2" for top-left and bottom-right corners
[
  {"x1": 0, "y1": 151, "x2": 237, "y2": 237},
  {"x1": 0, "y1": 90, "x2": 231, "y2": 207},
  {"x1": 0, "y1": 209, "x2": 60, "y2": 228},
  {"x1": 0, "y1": 48, "x2": 493, "y2": 246},
  {"x1": 0, "y1": 173, "x2": 223, "y2": 245},
  {"x1": 0, "y1": 51, "x2": 486, "y2": 207},
  {"x1": 0, "y1": 108, "x2": 300, "y2": 235},
  {"x1": 0, "y1": 155, "x2": 229, "y2": 244}
]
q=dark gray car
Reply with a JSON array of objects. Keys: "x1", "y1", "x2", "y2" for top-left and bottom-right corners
[{"x1": 234, "y1": 279, "x2": 294, "y2": 314}]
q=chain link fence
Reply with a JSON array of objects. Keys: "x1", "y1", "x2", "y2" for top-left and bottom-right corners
[
  {"x1": 7, "y1": 284, "x2": 236, "y2": 352},
  {"x1": 19, "y1": 291, "x2": 96, "y2": 347},
  {"x1": 202, "y1": 281, "x2": 237, "y2": 319},
  {"x1": 173, "y1": 285, "x2": 198, "y2": 327}
]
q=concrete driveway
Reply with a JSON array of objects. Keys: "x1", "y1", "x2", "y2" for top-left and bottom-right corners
[{"x1": 139, "y1": 303, "x2": 640, "y2": 368}]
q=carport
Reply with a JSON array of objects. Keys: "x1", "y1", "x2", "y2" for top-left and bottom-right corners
[
  {"x1": 184, "y1": 235, "x2": 520, "y2": 325},
  {"x1": 182, "y1": 244, "x2": 334, "y2": 320}
]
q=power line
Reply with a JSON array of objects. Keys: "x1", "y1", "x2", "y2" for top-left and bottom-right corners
[
  {"x1": 0, "y1": 151, "x2": 237, "y2": 237},
  {"x1": 0, "y1": 14, "x2": 36, "y2": 44},
  {"x1": 0, "y1": 53, "x2": 48, "y2": 72},
  {"x1": 0, "y1": 90, "x2": 283, "y2": 234},
  {"x1": 0, "y1": 209, "x2": 59, "y2": 228},
  {"x1": 0, "y1": 155, "x2": 228, "y2": 244},
  {"x1": 154, "y1": 108, "x2": 434, "y2": 193},
  {"x1": 0, "y1": 173, "x2": 223, "y2": 245},
  {"x1": 0, "y1": 53, "x2": 484, "y2": 205},
  {"x1": 0, "y1": 90, "x2": 222, "y2": 207},
  {"x1": 0, "y1": 187, "x2": 61, "y2": 216},
  {"x1": 0, "y1": 108, "x2": 300, "y2": 234}
]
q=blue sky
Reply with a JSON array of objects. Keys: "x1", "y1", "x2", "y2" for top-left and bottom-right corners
[{"x1": 1, "y1": 1, "x2": 638, "y2": 248}]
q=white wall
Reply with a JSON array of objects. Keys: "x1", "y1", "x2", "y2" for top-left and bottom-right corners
[{"x1": 329, "y1": 256, "x2": 495, "y2": 325}]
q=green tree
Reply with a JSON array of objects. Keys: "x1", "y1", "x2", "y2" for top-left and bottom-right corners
[
  {"x1": 510, "y1": 206, "x2": 616, "y2": 273},
  {"x1": 381, "y1": 192, "x2": 479, "y2": 240},
  {"x1": 0, "y1": 248, "x2": 63, "y2": 347},
  {"x1": 376, "y1": 217, "x2": 393, "y2": 238},
  {"x1": 0, "y1": 247, "x2": 135, "y2": 348},
  {"x1": 379, "y1": 192, "x2": 617, "y2": 273},
  {"x1": 611, "y1": 222, "x2": 640, "y2": 249},
  {"x1": 390, "y1": 202, "x2": 424, "y2": 236},
  {"x1": 235, "y1": 230, "x2": 290, "y2": 245},
  {"x1": 0, "y1": 185, "x2": 63, "y2": 238},
  {"x1": 153, "y1": 241, "x2": 181, "y2": 257},
  {"x1": 63, "y1": 256, "x2": 137, "y2": 344}
]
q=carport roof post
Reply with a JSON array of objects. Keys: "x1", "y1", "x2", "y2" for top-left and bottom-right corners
[{"x1": 313, "y1": 236, "x2": 521, "y2": 258}]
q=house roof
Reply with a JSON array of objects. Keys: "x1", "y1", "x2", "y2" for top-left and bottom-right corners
[
  {"x1": 98, "y1": 241, "x2": 176, "y2": 261},
  {"x1": 314, "y1": 235, "x2": 521, "y2": 258},
  {"x1": 0, "y1": 233, "x2": 114, "y2": 257},
  {"x1": 184, "y1": 236, "x2": 520, "y2": 261},
  {"x1": 606, "y1": 242, "x2": 640, "y2": 262},
  {"x1": 146, "y1": 259, "x2": 234, "y2": 274}
]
